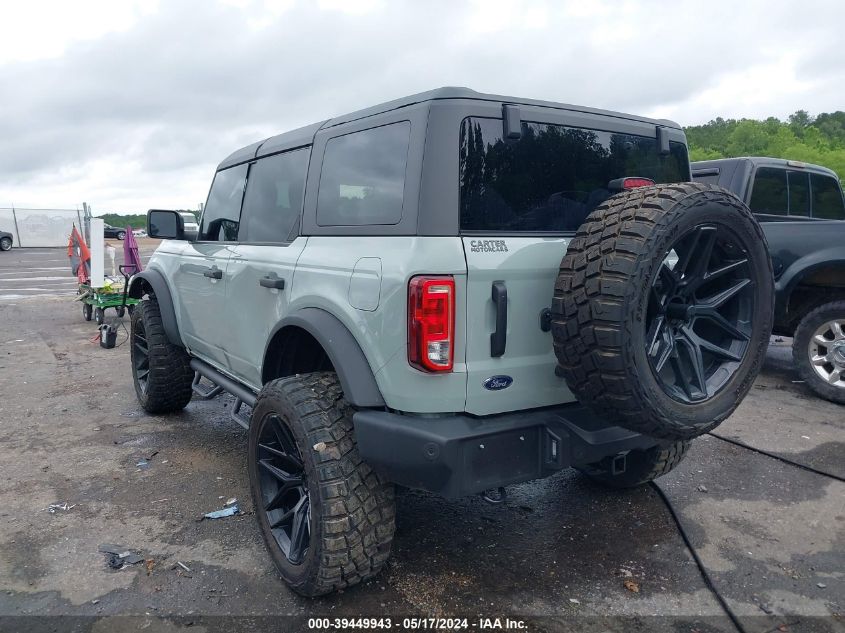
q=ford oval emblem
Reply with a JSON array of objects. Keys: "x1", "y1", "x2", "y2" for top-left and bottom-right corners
[{"x1": 483, "y1": 375, "x2": 513, "y2": 391}]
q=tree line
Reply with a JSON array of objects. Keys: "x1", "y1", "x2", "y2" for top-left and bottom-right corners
[
  {"x1": 96, "y1": 211, "x2": 198, "y2": 229},
  {"x1": 685, "y1": 111, "x2": 845, "y2": 180}
]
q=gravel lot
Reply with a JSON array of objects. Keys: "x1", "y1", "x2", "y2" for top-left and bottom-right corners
[{"x1": 0, "y1": 247, "x2": 842, "y2": 632}]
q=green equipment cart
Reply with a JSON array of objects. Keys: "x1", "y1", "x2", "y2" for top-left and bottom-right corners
[{"x1": 78, "y1": 266, "x2": 139, "y2": 325}]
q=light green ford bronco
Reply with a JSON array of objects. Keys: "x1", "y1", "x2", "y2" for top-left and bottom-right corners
[{"x1": 128, "y1": 88, "x2": 774, "y2": 596}]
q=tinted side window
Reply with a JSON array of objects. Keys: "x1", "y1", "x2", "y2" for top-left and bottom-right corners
[
  {"x1": 239, "y1": 149, "x2": 309, "y2": 243},
  {"x1": 317, "y1": 122, "x2": 410, "y2": 226},
  {"x1": 200, "y1": 164, "x2": 248, "y2": 241},
  {"x1": 749, "y1": 167, "x2": 787, "y2": 216},
  {"x1": 811, "y1": 173, "x2": 845, "y2": 220},
  {"x1": 788, "y1": 171, "x2": 810, "y2": 216},
  {"x1": 459, "y1": 117, "x2": 689, "y2": 233}
]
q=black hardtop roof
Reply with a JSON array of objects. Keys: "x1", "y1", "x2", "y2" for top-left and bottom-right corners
[
  {"x1": 692, "y1": 157, "x2": 839, "y2": 179},
  {"x1": 217, "y1": 87, "x2": 683, "y2": 170}
]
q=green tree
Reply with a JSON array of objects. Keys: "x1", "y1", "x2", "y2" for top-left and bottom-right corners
[{"x1": 685, "y1": 110, "x2": 845, "y2": 181}]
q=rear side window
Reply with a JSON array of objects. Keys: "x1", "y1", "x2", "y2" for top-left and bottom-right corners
[
  {"x1": 811, "y1": 173, "x2": 845, "y2": 220},
  {"x1": 200, "y1": 164, "x2": 248, "y2": 241},
  {"x1": 317, "y1": 122, "x2": 411, "y2": 226},
  {"x1": 239, "y1": 149, "x2": 309, "y2": 243},
  {"x1": 749, "y1": 167, "x2": 787, "y2": 216},
  {"x1": 788, "y1": 171, "x2": 810, "y2": 217},
  {"x1": 459, "y1": 117, "x2": 689, "y2": 232}
]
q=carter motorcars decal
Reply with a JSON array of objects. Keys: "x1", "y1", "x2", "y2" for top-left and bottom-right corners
[{"x1": 470, "y1": 240, "x2": 508, "y2": 253}]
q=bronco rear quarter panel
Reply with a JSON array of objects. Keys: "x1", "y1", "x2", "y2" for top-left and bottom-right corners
[{"x1": 290, "y1": 236, "x2": 469, "y2": 413}]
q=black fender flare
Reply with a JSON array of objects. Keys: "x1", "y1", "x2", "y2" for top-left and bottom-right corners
[
  {"x1": 775, "y1": 253, "x2": 845, "y2": 323},
  {"x1": 127, "y1": 269, "x2": 184, "y2": 348},
  {"x1": 264, "y1": 308, "x2": 385, "y2": 408}
]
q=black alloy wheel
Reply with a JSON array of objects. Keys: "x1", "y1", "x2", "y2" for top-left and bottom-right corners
[
  {"x1": 133, "y1": 317, "x2": 149, "y2": 395},
  {"x1": 255, "y1": 413, "x2": 310, "y2": 565},
  {"x1": 646, "y1": 224, "x2": 754, "y2": 404}
]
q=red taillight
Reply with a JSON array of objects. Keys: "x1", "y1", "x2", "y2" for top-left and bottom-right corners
[
  {"x1": 408, "y1": 275, "x2": 455, "y2": 372},
  {"x1": 608, "y1": 177, "x2": 656, "y2": 191}
]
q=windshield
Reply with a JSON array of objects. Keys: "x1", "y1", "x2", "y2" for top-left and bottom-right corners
[{"x1": 459, "y1": 117, "x2": 690, "y2": 232}]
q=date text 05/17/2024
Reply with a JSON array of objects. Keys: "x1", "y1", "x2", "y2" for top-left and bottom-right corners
[{"x1": 307, "y1": 617, "x2": 528, "y2": 630}]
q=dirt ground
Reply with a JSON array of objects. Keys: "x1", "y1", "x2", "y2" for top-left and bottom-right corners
[{"x1": 0, "y1": 249, "x2": 842, "y2": 633}]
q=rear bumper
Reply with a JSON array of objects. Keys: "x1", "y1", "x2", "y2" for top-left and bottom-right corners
[{"x1": 353, "y1": 404, "x2": 658, "y2": 498}]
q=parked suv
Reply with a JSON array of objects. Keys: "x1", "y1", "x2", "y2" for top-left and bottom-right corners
[
  {"x1": 129, "y1": 88, "x2": 774, "y2": 596},
  {"x1": 692, "y1": 157, "x2": 845, "y2": 403}
]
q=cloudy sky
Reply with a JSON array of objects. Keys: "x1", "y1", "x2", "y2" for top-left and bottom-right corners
[{"x1": 1, "y1": 0, "x2": 843, "y2": 213}]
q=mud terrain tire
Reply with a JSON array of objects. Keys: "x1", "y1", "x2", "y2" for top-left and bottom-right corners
[
  {"x1": 552, "y1": 183, "x2": 774, "y2": 440},
  {"x1": 248, "y1": 372, "x2": 395, "y2": 597},
  {"x1": 130, "y1": 298, "x2": 193, "y2": 413}
]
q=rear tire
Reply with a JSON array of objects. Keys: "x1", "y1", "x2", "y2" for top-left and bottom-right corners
[
  {"x1": 576, "y1": 441, "x2": 691, "y2": 488},
  {"x1": 117, "y1": 231, "x2": 126, "y2": 240},
  {"x1": 552, "y1": 183, "x2": 774, "y2": 440},
  {"x1": 94, "y1": 307, "x2": 105, "y2": 325},
  {"x1": 82, "y1": 303, "x2": 92, "y2": 321},
  {"x1": 0, "y1": 237, "x2": 11, "y2": 251},
  {"x1": 130, "y1": 298, "x2": 193, "y2": 413},
  {"x1": 793, "y1": 300, "x2": 845, "y2": 404},
  {"x1": 248, "y1": 372, "x2": 395, "y2": 597}
]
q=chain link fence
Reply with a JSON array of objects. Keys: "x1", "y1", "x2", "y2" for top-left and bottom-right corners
[{"x1": 0, "y1": 207, "x2": 89, "y2": 247}]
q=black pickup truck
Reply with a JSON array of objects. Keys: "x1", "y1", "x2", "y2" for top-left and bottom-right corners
[{"x1": 692, "y1": 157, "x2": 845, "y2": 404}]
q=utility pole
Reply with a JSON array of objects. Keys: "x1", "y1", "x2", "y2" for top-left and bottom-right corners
[
  {"x1": 11, "y1": 203, "x2": 21, "y2": 248},
  {"x1": 82, "y1": 202, "x2": 92, "y2": 244}
]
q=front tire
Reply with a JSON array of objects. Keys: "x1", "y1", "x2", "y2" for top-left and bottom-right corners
[
  {"x1": 793, "y1": 300, "x2": 845, "y2": 404},
  {"x1": 82, "y1": 303, "x2": 93, "y2": 321},
  {"x1": 248, "y1": 372, "x2": 395, "y2": 597},
  {"x1": 552, "y1": 183, "x2": 774, "y2": 440},
  {"x1": 0, "y1": 237, "x2": 11, "y2": 251},
  {"x1": 130, "y1": 298, "x2": 193, "y2": 413},
  {"x1": 117, "y1": 231, "x2": 126, "y2": 240},
  {"x1": 94, "y1": 307, "x2": 105, "y2": 325},
  {"x1": 576, "y1": 441, "x2": 691, "y2": 488}
]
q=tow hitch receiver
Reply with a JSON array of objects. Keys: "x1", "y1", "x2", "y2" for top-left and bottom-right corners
[{"x1": 611, "y1": 453, "x2": 627, "y2": 475}]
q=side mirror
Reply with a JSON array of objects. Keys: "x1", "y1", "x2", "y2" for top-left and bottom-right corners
[{"x1": 147, "y1": 209, "x2": 192, "y2": 240}]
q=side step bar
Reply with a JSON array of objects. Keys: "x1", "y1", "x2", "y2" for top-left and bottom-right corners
[
  {"x1": 189, "y1": 359, "x2": 257, "y2": 429},
  {"x1": 192, "y1": 373, "x2": 224, "y2": 400}
]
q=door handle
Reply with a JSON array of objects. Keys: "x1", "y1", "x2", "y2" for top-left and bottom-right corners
[
  {"x1": 259, "y1": 274, "x2": 285, "y2": 290},
  {"x1": 203, "y1": 267, "x2": 223, "y2": 280},
  {"x1": 490, "y1": 280, "x2": 507, "y2": 357}
]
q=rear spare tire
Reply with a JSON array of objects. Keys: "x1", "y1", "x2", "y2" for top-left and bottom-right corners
[{"x1": 552, "y1": 183, "x2": 773, "y2": 440}]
